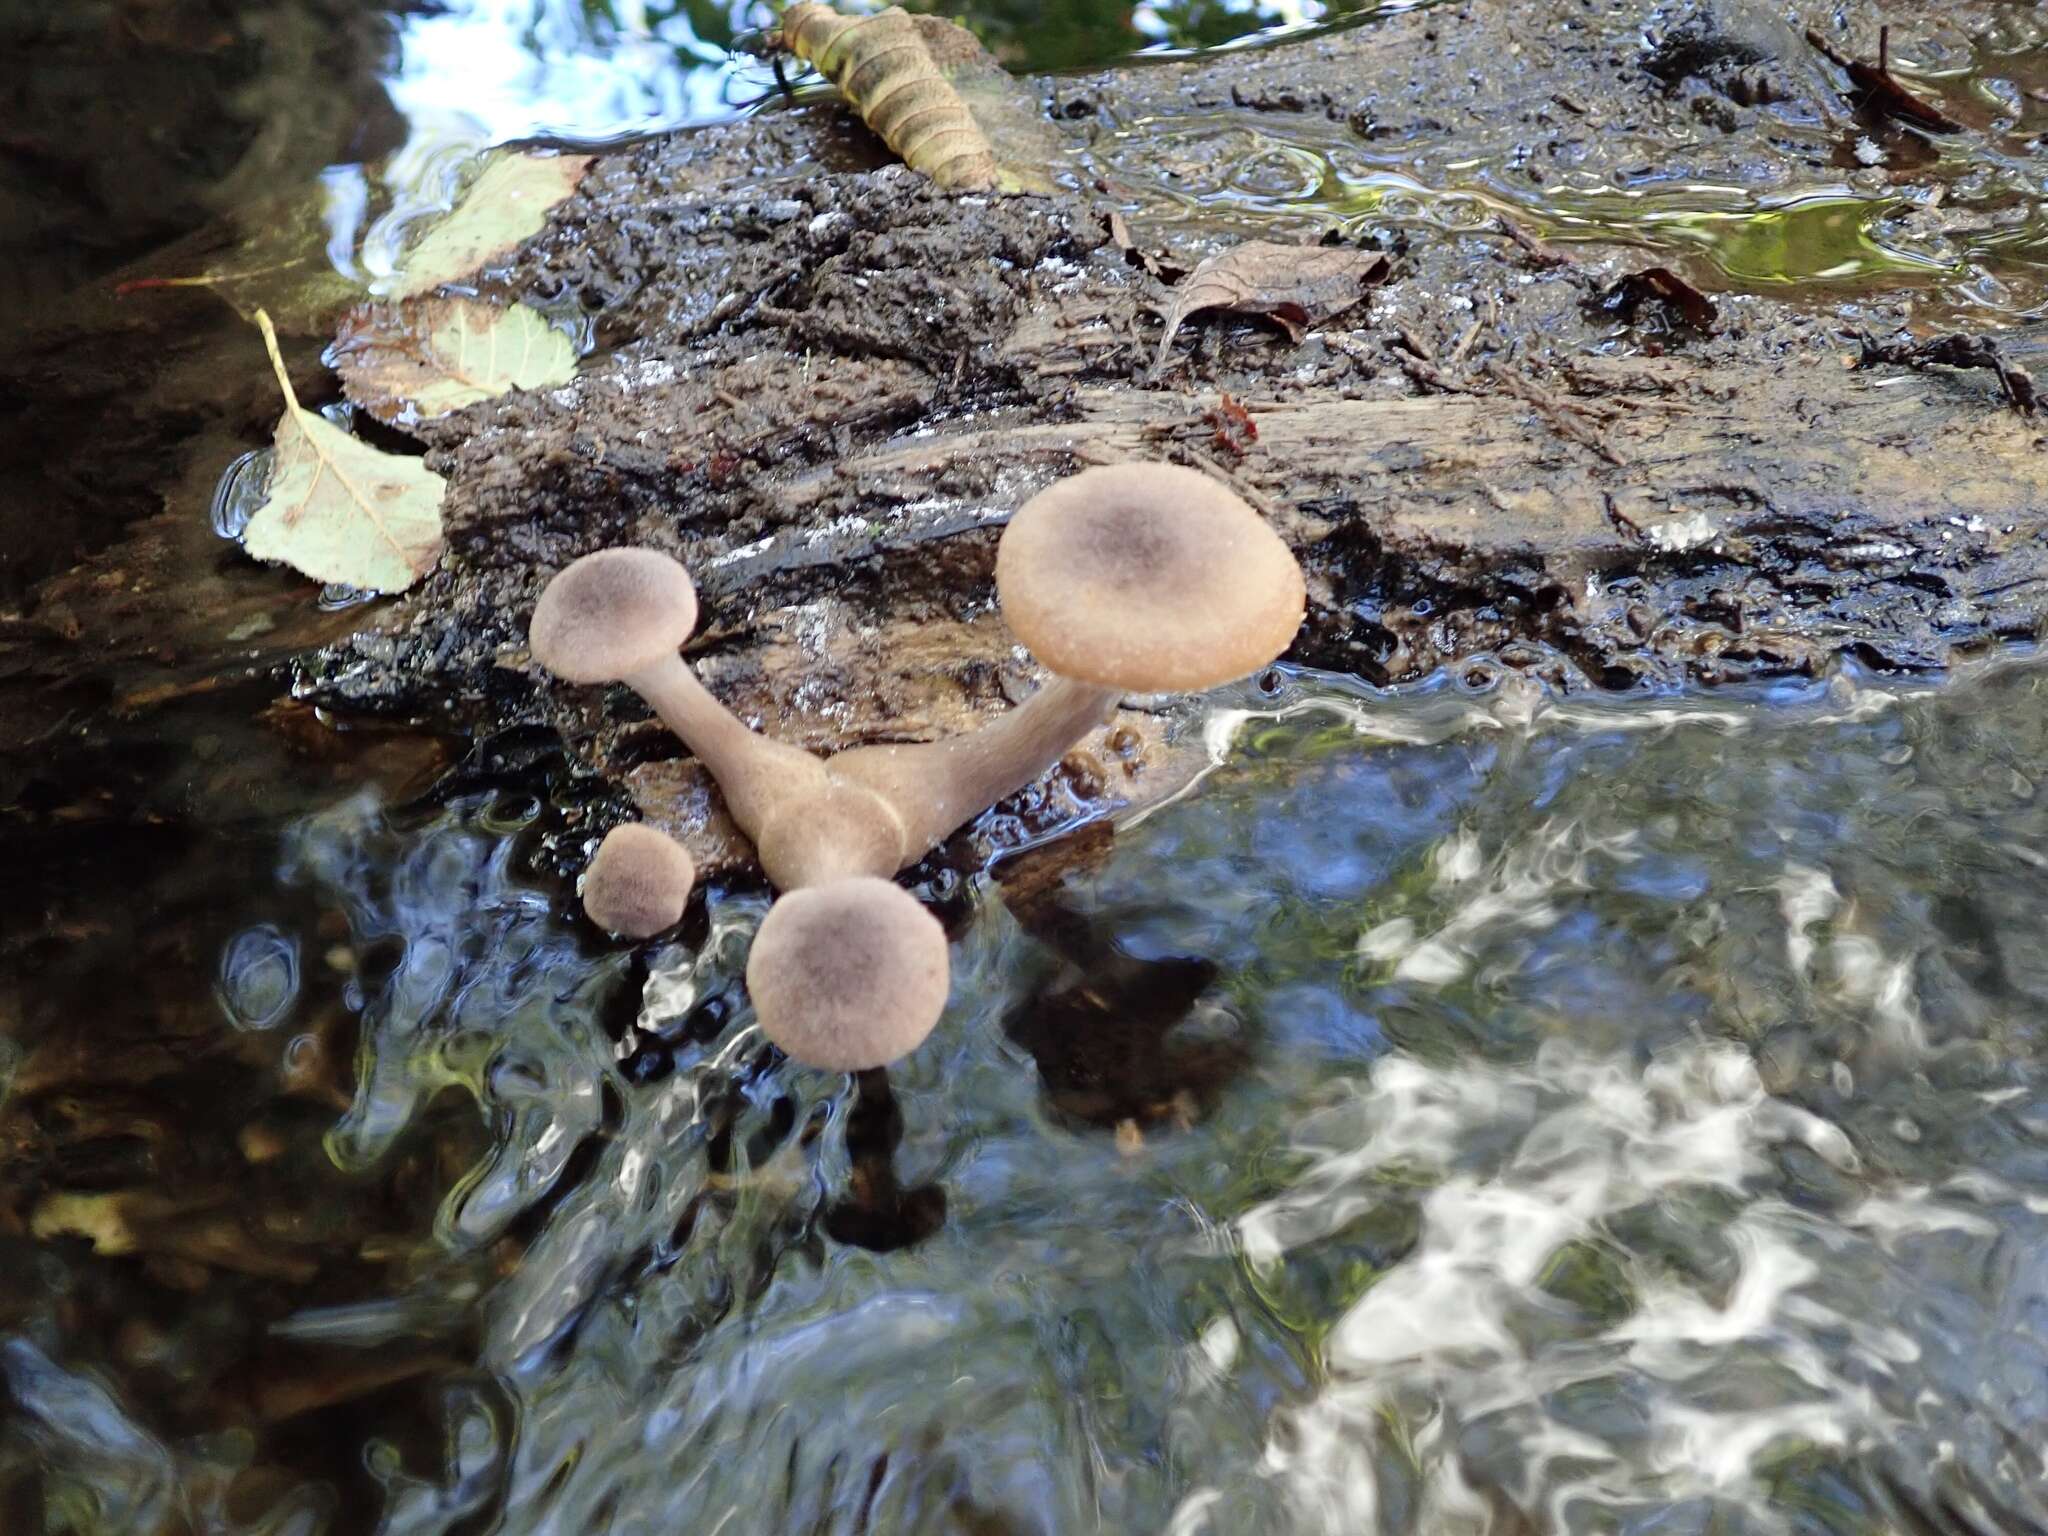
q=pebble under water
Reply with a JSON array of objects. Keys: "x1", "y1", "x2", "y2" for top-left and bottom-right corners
[{"x1": 14, "y1": 656, "x2": 2048, "y2": 1533}]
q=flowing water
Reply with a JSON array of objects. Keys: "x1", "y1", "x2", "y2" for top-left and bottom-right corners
[
  {"x1": 10, "y1": 1, "x2": 2048, "y2": 1533},
  {"x1": 20, "y1": 656, "x2": 2048, "y2": 1533}
]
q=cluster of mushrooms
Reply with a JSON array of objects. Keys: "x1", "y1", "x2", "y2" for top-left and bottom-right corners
[{"x1": 531, "y1": 463, "x2": 1306, "y2": 1071}]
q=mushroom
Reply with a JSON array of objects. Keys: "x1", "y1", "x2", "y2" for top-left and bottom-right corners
[
  {"x1": 825, "y1": 461, "x2": 1306, "y2": 856},
  {"x1": 530, "y1": 464, "x2": 1304, "y2": 888},
  {"x1": 531, "y1": 465, "x2": 1304, "y2": 1072},
  {"x1": 527, "y1": 547, "x2": 845, "y2": 862},
  {"x1": 745, "y1": 878, "x2": 951, "y2": 1070},
  {"x1": 579, "y1": 822, "x2": 696, "y2": 938}
]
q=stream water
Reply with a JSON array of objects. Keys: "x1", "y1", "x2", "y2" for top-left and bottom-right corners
[{"x1": 8, "y1": 2, "x2": 2048, "y2": 1534}]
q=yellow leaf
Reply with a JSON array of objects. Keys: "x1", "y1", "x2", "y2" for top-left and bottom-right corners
[
  {"x1": 394, "y1": 152, "x2": 593, "y2": 299},
  {"x1": 778, "y1": 4, "x2": 1056, "y2": 194},
  {"x1": 335, "y1": 297, "x2": 578, "y2": 425},
  {"x1": 242, "y1": 310, "x2": 447, "y2": 593}
]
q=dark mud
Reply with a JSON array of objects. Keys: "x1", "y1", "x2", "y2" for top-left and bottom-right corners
[{"x1": 12, "y1": 0, "x2": 2048, "y2": 872}]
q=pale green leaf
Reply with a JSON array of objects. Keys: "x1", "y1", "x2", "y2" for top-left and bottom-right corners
[
  {"x1": 243, "y1": 310, "x2": 447, "y2": 593},
  {"x1": 335, "y1": 297, "x2": 578, "y2": 425},
  {"x1": 393, "y1": 152, "x2": 593, "y2": 298}
]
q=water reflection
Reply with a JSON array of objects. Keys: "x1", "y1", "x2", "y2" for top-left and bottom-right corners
[
  {"x1": 19, "y1": 2, "x2": 2048, "y2": 1526},
  {"x1": 17, "y1": 656, "x2": 2044, "y2": 1531}
]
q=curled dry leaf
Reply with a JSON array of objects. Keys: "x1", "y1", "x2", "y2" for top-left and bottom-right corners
[
  {"x1": 1101, "y1": 209, "x2": 1187, "y2": 283},
  {"x1": 776, "y1": 3, "x2": 1055, "y2": 193},
  {"x1": 1154, "y1": 242, "x2": 1388, "y2": 375},
  {"x1": 1602, "y1": 266, "x2": 1719, "y2": 332},
  {"x1": 242, "y1": 309, "x2": 446, "y2": 593},
  {"x1": 1806, "y1": 27, "x2": 1962, "y2": 134},
  {"x1": 394, "y1": 152, "x2": 593, "y2": 298},
  {"x1": 335, "y1": 298, "x2": 577, "y2": 425}
]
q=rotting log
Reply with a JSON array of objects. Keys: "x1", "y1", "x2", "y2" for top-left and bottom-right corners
[{"x1": 8, "y1": 0, "x2": 2048, "y2": 878}]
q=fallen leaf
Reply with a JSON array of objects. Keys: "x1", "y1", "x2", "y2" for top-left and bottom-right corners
[
  {"x1": 1154, "y1": 242, "x2": 1388, "y2": 375},
  {"x1": 777, "y1": 4, "x2": 1056, "y2": 193},
  {"x1": 334, "y1": 298, "x2": 577, "y2": 425},
  {"x1": 1101, "y1": 209, "x2": 1187, "y2": 283},
  {"x1": 394, "y1": 152, "x2": 592, "y2": 298},
  {"x1": 1600, "y1": 266, "x2": 1718, "y2": 332},
  {"x1": 110, "y1": 184, "x2": 366, "y2": 334},
  {"x1": 1806, "y1": 26, "x2": 1962, "y2": 134},
  {"x1": 242, "y1": 309, "x2": 446, "y2": 592},
  {"x1": 1855, "y1": 329, "x2": 2039, "y2": 414}
]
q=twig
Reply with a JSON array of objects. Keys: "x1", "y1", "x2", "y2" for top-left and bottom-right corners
[
  {"x1": 1447, "y1": 302, "x2": 1490, "y2": 367},
  {"x1": 1854, "y1": 330, "x2": 2039, "y2": 414},
  {"x1": 1182, "y1": 445, "x2": 1281, "y2": 520},
  {"x1": 1496, "y1": 216, "x2": 1571, "y2": 270},
  {"x1": 1485, "y1": 361, "x2": 1627, "y2": 465},
  {"x1": 1396, "y1": 354, "x2": 1476, "y2": 395}
]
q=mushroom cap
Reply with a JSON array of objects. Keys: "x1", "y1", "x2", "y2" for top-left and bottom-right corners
[
  {"x1": 995, "y1": 463, "x2": 1305, "y2": 692},
  {"x1": 746, "y1": 878, "x2": 950, "y2": 1071},
  {"x1": 581, "y1": 823, "x2": 696, "y2": 938},
  {"x1": 531, "y1": 547, "x2": 699, "y2": 685}
]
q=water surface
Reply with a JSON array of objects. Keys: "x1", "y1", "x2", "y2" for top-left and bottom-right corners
[
  {"x1": 15, "y1": 656, "x2": 2048, "y2": 1533},
  {"x1": 10, "y1": 1, "x2": 2048, "y2": 1532}
]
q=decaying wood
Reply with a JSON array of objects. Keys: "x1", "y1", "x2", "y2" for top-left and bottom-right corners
[{"x1": 10, "y1": 0, "x2": 2048, "y2": 885}]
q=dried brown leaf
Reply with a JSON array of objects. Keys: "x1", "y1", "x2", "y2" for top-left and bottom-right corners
[
  {"x1": 1806, "y1": 27, "x2": 1962, "y2": 134},
  {"x1": 1154, "y1": 242, "x2": 1387, "y2": 375},
  {"x1": 1602, "y1": 266, "x2": 1719, "y2": 332},
  {"x1": 778, "y1": 4, "x2": 1055, "y2": 193},
  {"x1": 1101, "y1": 210, "x2": 1187, "y2": 283}
]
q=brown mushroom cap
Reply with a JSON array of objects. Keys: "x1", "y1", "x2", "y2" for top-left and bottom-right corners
[
  {"x1": 745, "y1": 878, "x2": 950, "y2": 1071},
  {"x1": 994, "y1": 463, "x2": 1305, "y2": 692},
  {"x1": 530, "y1": 548, "x2": 699, "y2": 684},
  {"x1": 581, "y1": 823, "x2": 696, "y2": 938}
]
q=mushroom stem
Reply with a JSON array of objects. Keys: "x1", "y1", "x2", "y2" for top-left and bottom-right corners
[
  {"x1": 620, "y1": 653, "x2": 831, "y2": 843},
  {"x1": 829, "y1": 676, "x2": 1119, "y2": 862}
]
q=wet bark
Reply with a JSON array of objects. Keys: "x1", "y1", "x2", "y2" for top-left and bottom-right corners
[{"x1": 11, "y1": 0, "x2": 2048, "y2": 875}]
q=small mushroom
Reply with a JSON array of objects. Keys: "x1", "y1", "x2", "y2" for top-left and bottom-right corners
[
  {"x1": 529, "y1": 464, "x2": 1305, "y2": 886},
  {"x1": 745, "y1": 878, "x2": 951, "y2": 1070},
  {"x1": 528, "y1": 548, "x2": 848, "y2": 863},
  {"x1": 827, "y1": 461, "x2": 1306, "y2": 856},
  {"x1": 580, "y1": 823, "x2": 696, "y2": 938}
]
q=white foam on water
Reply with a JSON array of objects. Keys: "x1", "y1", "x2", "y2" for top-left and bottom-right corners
[
  {"x1": 1187, "y1": 1041, "x2": 1994, "y2": 1536},
  {"x1": 1777, "y1": 864, "x2": 1838, "y2": 983},
  {"x1": 1353, "y1": 819, "x2": 1639, "y2": 989}
]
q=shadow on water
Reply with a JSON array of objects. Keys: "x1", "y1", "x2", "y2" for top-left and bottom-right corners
[{"x1": 11, "y1": 0, "x2": 2048, "y2": 1532}]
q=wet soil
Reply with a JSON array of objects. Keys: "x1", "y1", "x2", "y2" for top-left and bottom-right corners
[{"x1": 11, "y1": 0, "x2": 2048, "y2": 875}]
